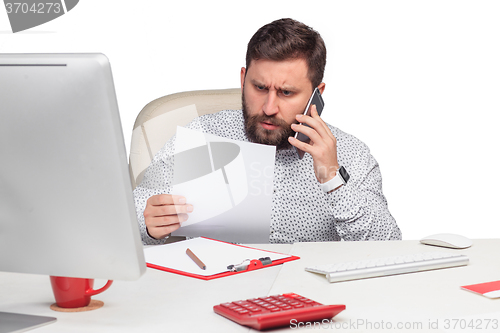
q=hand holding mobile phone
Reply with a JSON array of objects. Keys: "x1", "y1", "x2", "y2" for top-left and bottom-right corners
[{"x1": 294, "y1": 88, "x2": 325, "y2": 158}]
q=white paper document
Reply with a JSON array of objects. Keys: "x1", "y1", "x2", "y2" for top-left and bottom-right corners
[{"x1": 170, "y1": 127, "x2": 276, "y2": 243}]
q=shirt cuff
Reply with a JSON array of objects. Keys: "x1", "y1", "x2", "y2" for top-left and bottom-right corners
[
  {"x1": 141, "y1": 223, "x2": 171, "y2": 245},
  {"x1": 327, "y1": 184, "x2": 363, "y2": 222}
]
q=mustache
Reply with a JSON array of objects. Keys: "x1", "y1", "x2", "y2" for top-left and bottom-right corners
[{"x1": 251, "y1": 114, "x2": 290, "y2": 127}]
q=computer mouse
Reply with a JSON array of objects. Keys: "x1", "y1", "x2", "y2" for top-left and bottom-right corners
[{"x1": 420, "y1": 233, "x2": 473, "y2": 249}]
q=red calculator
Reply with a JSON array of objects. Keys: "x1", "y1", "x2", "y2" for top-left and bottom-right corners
[{"x1": 213, "y1": 293, "x2": 345, "y2": 330}]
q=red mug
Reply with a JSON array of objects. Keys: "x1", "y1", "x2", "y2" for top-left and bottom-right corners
[{"x1": 50, "y1": 276, "x2": 113, "y2": 308}]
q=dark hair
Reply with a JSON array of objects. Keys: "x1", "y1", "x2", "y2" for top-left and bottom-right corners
[{"x1": 245, "y1": 18, "x2": 326, "y2": 88}]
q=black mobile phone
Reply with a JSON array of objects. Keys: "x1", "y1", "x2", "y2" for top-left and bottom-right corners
[{"x1": 294, "y1": 88, "x2": 325, "y2": 158}]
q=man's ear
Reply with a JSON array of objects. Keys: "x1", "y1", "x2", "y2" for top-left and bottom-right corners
[
  {"x1": 317, "y1": 82, "x2": 326, "y2": 95},
  {"x1": 240, "y1": 67, "x2": 246, "y2": 93}
]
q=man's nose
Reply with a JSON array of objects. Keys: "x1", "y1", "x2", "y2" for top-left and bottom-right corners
[{"x1": 262, "y1": 92, "x2": 279, "y2": 116}]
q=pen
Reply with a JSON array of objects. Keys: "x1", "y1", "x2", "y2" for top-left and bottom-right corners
[{"x1": 186, "y1": 248, "x2": 206, "y2": 270}]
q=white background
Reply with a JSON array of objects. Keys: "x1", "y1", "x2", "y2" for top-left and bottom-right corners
[{"x1": 1, "y1": 0, "x2": 498, "y2": 240}]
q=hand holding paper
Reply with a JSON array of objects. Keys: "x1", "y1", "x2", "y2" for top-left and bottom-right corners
[{"x1": 144, "y1": 194, "x2": 194, "y2": 240}]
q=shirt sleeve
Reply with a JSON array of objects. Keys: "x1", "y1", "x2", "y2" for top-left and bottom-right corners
[
  {"x1": 133, "y1": 138, "x2": 176, "y2": 245},
  {"x1": 327, "y1": 137, "x2": 402, "y2": 241}
]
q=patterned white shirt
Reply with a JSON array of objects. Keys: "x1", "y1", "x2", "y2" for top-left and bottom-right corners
[{"x1": 133, "y1": 109, "x2": 402, "y2": 244}]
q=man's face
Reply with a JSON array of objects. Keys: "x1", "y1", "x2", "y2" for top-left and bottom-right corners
[{"x1": 241, "y1": 58, "x2": 324, "y2": 150}]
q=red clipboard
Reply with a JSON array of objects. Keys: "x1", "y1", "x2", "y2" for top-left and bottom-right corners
[{"x1": 145, "y1": 237, "x2": 300, "y2": 280}]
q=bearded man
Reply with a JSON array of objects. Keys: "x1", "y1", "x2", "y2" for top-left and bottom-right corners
[{"x1": 134, "y1": 18, "x2": 402, "y2": 244}]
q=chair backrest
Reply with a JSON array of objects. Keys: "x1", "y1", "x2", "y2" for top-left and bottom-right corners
[{"x1": 129, "y1": 88, "x2": 242, "y2": 189}]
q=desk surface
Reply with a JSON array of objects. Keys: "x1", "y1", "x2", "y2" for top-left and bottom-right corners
[{"x1": 1, "y1": 240, "x2": 499, "y2": 332}]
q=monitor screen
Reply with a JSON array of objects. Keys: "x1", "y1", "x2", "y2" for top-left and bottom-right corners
[{"x1": 0, "y1": 54, "x2": 146, "y2": 281}]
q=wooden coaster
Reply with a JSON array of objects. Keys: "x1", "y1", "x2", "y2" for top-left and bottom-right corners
[{"x1": 50, "y1": 300, "x2": 104, "y2": 312}]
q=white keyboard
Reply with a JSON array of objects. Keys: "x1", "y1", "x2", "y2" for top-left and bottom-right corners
[{"x1": 305, "y1": 252, "x2": 469, "y2": 283}]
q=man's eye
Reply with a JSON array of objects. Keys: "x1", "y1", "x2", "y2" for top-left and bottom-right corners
[
  {"x1": 282, "y1": 90, "x2": 293, "y2": 96},
  {"x1": 256, "y1": 85, "x2": 266, "y2": 90}
]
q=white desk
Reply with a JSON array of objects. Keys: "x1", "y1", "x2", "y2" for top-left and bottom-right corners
[
  {"x1": 269, "y1": 239, "x2": 500, "y2": 332},
  {"x1": 1, "y1": 240, "x2": 499, "y2": 332}
]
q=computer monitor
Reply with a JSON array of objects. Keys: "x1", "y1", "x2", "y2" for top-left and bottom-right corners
[{"x1": 0, "y1": 54, "x2": 146, "y2": 330}]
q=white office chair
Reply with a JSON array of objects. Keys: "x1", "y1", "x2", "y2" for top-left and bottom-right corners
[{"x1": 129, "y1": 88, "x2": 242, "y2": 189}]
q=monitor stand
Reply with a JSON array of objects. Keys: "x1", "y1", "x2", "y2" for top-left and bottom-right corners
[{"x1": 0, "y1": 312, "x2": 56, "y2": 333}]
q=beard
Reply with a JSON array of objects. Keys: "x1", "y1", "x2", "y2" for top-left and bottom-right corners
[{"x1": 242, "y1": 91, "x2": 296, "y2": 150}]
